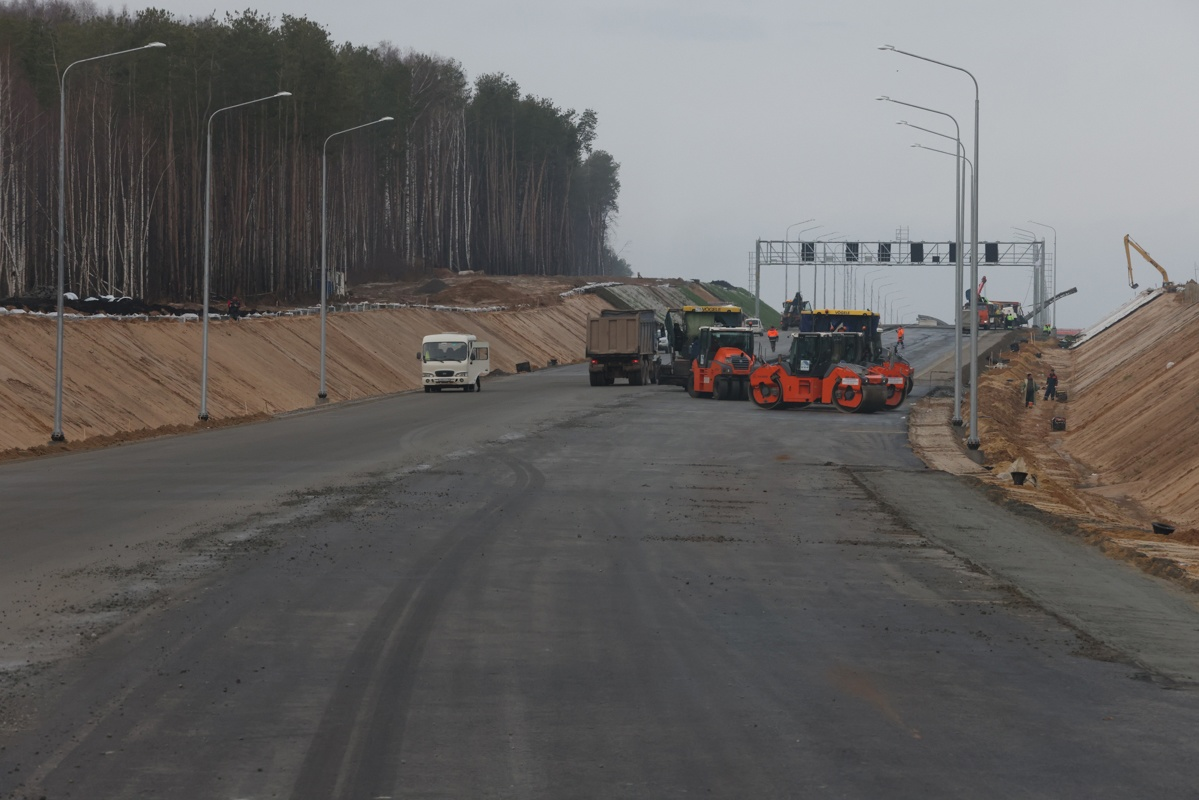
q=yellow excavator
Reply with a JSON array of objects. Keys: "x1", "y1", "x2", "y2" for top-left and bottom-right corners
[{"x1": 1124, "y1": 234, "x2": 1175, "y2": 291}]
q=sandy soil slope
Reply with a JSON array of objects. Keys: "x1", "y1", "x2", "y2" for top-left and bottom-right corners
[
  {"x1": 910, "y1": 282, "x2": 1199, "y2": 590},
  {"x1": 0, "y1": 284, "x2": 609, "y2": 458}
]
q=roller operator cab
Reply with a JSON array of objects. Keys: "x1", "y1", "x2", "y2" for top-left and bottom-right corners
[
  {"x1": 659, "y1": 304, "x2": 745, "y2": 387},
  {"x1": 797, "y1": 308, "x2": 911, "y2": 408},
  {"x1": 420, "y1": 333, "x2": 490, "y2": 392},
  {"x1": 687, "y1": 326, "x2": 757, "y2": 400}
]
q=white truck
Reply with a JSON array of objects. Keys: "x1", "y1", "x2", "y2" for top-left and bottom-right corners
[{"x1": 419, "y1": 333, "x2": 490, "y2": 392}]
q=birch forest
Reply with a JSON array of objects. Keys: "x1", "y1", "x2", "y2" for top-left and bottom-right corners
[{"x1": 0, "y1": 2, "x2": 627, "y2": 303}]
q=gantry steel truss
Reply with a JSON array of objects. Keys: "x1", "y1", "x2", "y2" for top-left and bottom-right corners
[{"x1": 752, "y1": 238, "x2": 1050, "y2": 326}]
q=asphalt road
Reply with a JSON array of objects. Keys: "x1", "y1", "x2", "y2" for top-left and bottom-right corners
[{"x1": 3, "y1": 329, "x2": 1199, "y2": 799}]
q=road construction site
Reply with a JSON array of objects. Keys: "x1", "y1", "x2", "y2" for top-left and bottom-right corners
[
  {"x1": 3, "y1": 271, "x2": 1195, "y2": 567},
  {"x1": 2, "y1": 273, "x2": 1199, "y2": 797}
]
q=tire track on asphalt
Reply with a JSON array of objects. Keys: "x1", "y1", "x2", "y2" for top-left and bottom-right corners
[{"x1": 290, "y1": 454, "x2": 544, "y2": 800}]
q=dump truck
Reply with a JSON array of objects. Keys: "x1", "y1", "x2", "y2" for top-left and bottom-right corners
[
  {"x1": 586, "y1": 308, "x2": 658, "y2": 386},
  {"x1": 659, "y1": 304, "x2": 745, "y2": 387}
]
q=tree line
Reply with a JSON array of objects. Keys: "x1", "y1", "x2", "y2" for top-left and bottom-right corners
[{"x1": 0, "y1": 1, "x2": 627, "y2": 304}]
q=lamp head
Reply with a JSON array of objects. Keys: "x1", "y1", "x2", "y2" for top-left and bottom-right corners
[
  {"x1": 879, "y1": 45, "x2": 896, "y2": 51},
  {"x1": 275, "y1": 91, "x2": 292, "y2": 98},
  {"x1": 379, "y1": 116, "x2": 395, "y2": 122},
  {"x1": 144, "y1": 42, "x2": 167, "y2": 49}
]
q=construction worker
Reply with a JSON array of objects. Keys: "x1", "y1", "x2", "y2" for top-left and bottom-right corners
[
  {"x1": 766, "y1": 325, "x2": 779, "y2": 353},
  {"x1": 1044, "y1": 369, "x2": 1059, "y2": 401},
  {"x1": 1023, "y1": 373, "x2": 1037, "y2": 408},
  {"x1": 896, "y1": 326, "x2": 905, "y2": 350},
  {"x1": 1043, "y1": 323, "x2": 1052, "y2": 337},
  {"x1": 227, "y1": 295, "x2": 241, "y2": 321}
]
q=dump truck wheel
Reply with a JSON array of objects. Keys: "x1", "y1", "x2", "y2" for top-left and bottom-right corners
[
  {"x1": 630, "y1": 370, "x2": 643, "y2": 386},
  {"x1": 589, "y1": 372, "x2": 603, "y2": 387}
]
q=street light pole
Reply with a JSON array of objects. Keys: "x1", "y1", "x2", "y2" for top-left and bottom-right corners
[
  {"x1": 1012, "y1": 227, "x2": 1043, "y2": 328},
  {"x1": 52, "y1": 41, "x2": 166, "y2": 443},
  {"x1": 319, "y1": 116, "x2": 395, "y2": 403},
  {"x1": 880, "y1": 98, "x2": 964, "y2": 427},
  {"x1": 200, "y1": 91, "x2": 292, "y2": 421},
  {"x1": 1029, "y1": 221, "x2": 1058, "y2": 329},
  {"x1": 860, "y1": 267, "x2": 882, "y2": 312},
  {"x1": 882, "y1": 290, "x2": 899, "y2": 325},
  {"x1": 881, "y1": 44, "x2": 981, "y2": 448},
  {"x1": 782, "y1": 219, "x2": 815, "y2": 306},
  {"x1": 794, "y1": 224, "x2": 823, "y2": 304},
  {"x1": 911, "y1": 141, "x2": 972, "y2": 424},
  {"x1": 870, "y1": 279, "x2": 892, "y2": 314}
]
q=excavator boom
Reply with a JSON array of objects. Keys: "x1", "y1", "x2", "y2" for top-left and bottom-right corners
[
  {"x1": 1015, "y1": 287, "x2": 1078, "y2": 326},
  {"x1": 1124, "y1": 234, "x2": 1171, "y2": 290}
]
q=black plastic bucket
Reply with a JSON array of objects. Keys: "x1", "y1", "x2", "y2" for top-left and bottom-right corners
[
  {"x1": 1152, "y1": 522, "x2": 1175, "y2": 536},
  {"x1": 1011, "y1": 471, "x2": 1028, "y2": 486},
  {"x1": 1051, "y1": 417, "x2": 1066, "y2": 431}
]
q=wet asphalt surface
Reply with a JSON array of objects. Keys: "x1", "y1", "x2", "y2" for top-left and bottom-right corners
[{"x1": 3, "y1": 328, "x2": 1199, "y2": 798}]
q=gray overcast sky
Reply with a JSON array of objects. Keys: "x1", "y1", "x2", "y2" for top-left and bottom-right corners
[{"x1": 147, "y1": 0, "x2": 1197, "y2": 327}]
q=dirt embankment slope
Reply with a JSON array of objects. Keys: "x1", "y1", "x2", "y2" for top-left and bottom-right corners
[
  {"x1": 912, "y1": 283, "x2": 1199, "y2": 589},
  {"x1": 0, "y1": 288, "x2": 610, "y2": 458},
  {"x1": 1066, "y1": 288, "x2": 1199, "y2": 528}
]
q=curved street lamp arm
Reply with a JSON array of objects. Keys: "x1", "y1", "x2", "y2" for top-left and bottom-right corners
[{"x1": 320, "y1": 115, "x2": 396, "y2": 400}]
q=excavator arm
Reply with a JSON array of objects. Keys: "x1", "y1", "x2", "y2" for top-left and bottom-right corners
[
  {"x1": 1124, "y1": 234, "x2": 1171, "y2": 290},
  {"x1": 1015, "y1": 287, "x2": 1078, "y2": 326}
]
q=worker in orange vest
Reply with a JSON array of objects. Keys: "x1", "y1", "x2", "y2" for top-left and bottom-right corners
[
  {"x1": 766, "y1": 325, "x2": 779, "y2": 353},
  {"x1": 896, "y1": 326, "x2": 905, "y2": 350}
]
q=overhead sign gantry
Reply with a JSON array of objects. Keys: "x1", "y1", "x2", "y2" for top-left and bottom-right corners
[{"x1": 752, "y1": 237, "x2": 1050, "y2": 325}]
